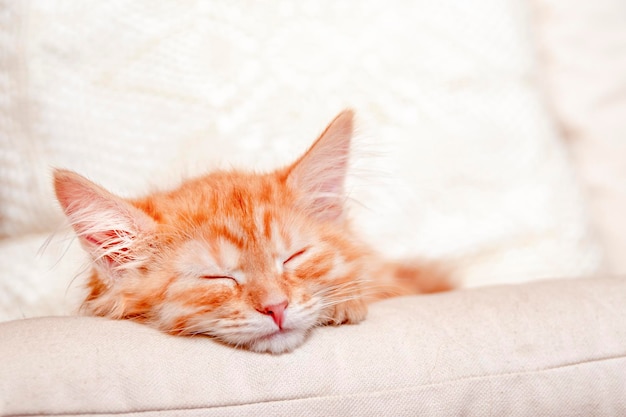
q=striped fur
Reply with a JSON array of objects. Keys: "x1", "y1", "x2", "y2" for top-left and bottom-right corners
[{"x1": 54, "y1": 110, "x2": 453, "y2": 354}]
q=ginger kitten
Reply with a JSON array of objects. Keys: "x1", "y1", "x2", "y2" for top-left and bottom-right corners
[{"x1": 54, "y1": 110, "x2": 452, "y2": 353}]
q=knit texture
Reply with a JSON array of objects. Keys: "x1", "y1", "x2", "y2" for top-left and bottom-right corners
[{"x1": 0, "y1": 0, "x2": 603, "y2": 320}]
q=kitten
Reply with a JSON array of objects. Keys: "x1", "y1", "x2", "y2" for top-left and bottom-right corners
[{"x1": 54, "y1": 110, "x2": 452, "y2": 354}]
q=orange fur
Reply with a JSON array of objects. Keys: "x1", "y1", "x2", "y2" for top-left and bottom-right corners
[{"x1": 54, "y1": 110, "x2": 453, "y2": 354}]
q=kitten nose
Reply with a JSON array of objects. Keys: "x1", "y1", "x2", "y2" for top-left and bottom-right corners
[{"x1": 259, "y1": 301, "x2": 288, "y2": 329}]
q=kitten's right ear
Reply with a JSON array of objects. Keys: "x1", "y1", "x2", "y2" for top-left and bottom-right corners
[
  {"x1": 285, "y1": 110, "x2": 354, "y2": 222},
  {"x1": 53, "y1": 169, "x2": 156, "y2": 276}
]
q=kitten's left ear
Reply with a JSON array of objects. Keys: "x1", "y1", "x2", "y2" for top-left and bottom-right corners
[
  {"x1": 285, "y1": 109, "x2": 354, "y2": 222},
  {"x1": 53, "y1": 169, "x2": 157, "y2": 278}
]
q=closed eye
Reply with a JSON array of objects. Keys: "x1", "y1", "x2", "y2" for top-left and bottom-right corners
[
  {"x1": 200, "y1": 275, "x2": 238, "y2": 283},
  {"x1": 284, "y1": 249, "x2": 307, "y2": 265}
]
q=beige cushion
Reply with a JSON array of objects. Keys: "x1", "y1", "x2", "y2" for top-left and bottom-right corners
[{"x1": 2, "y1": 276, "x2": 624, "y2": 416}]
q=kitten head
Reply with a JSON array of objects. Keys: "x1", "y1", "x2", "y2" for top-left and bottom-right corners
[{"x1": 54, "y1": 110, "x2": 371, "y2": 353}]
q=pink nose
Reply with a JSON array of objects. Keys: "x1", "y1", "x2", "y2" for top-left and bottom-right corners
[{"x1": 258, "y1": 301, "x2": 288, "y2": 329}]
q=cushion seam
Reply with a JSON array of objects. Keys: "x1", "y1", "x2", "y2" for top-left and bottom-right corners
[{"x1": 7, "y1": 353, "x2": 626, "y2": 417}]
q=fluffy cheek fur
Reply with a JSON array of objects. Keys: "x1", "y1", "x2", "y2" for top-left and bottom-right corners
[
  {"x1": 153, "y1": 245, "x2": 368, "y2": 353},
  {"x1": 164, "y1": 290, "x2": 322, "y2": 354},
  {"x1": 80, "y1": 218, "x2": 371, "y2": 354}
]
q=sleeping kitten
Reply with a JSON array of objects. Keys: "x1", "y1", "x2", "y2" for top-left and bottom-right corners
[{"x1": 54, "y1": 110, "x2": 452, "y2": 353}]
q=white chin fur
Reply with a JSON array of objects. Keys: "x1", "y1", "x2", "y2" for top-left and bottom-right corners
[{"x1": 246, "y1": 329, "x2": 308, "y2": 354}]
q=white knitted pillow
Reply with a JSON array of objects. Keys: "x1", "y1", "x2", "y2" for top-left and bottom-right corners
[{"x1": 0, "y1": 0, "x2": 602, "y2": 320}]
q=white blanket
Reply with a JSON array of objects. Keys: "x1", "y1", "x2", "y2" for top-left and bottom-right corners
[{"x1": 0, "y1": 0, "x2": 602, "y2": 320}]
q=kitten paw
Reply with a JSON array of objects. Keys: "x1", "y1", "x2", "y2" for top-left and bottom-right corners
[{"x1": 323, "y1": 299, "x2": 367, "y2": 325}]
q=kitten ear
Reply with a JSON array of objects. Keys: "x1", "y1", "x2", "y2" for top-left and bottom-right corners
[
  {"x1": 285, "y1": 109, "x2": 354, "y2": 222},
  {"x1": 53, "y1": 169, "x2": 156, "y2": 276}
]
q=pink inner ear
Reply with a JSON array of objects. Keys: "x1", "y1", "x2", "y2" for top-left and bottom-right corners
[
  {"x1": 54, "y1": 169, "x2": 155, "y2": 270},
  {"x1": 286, "y1": 110, "x2": 354, "y2": 222},
  {"x1": 84, "y1": 229, "x2": 133, "y2": 266}
]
